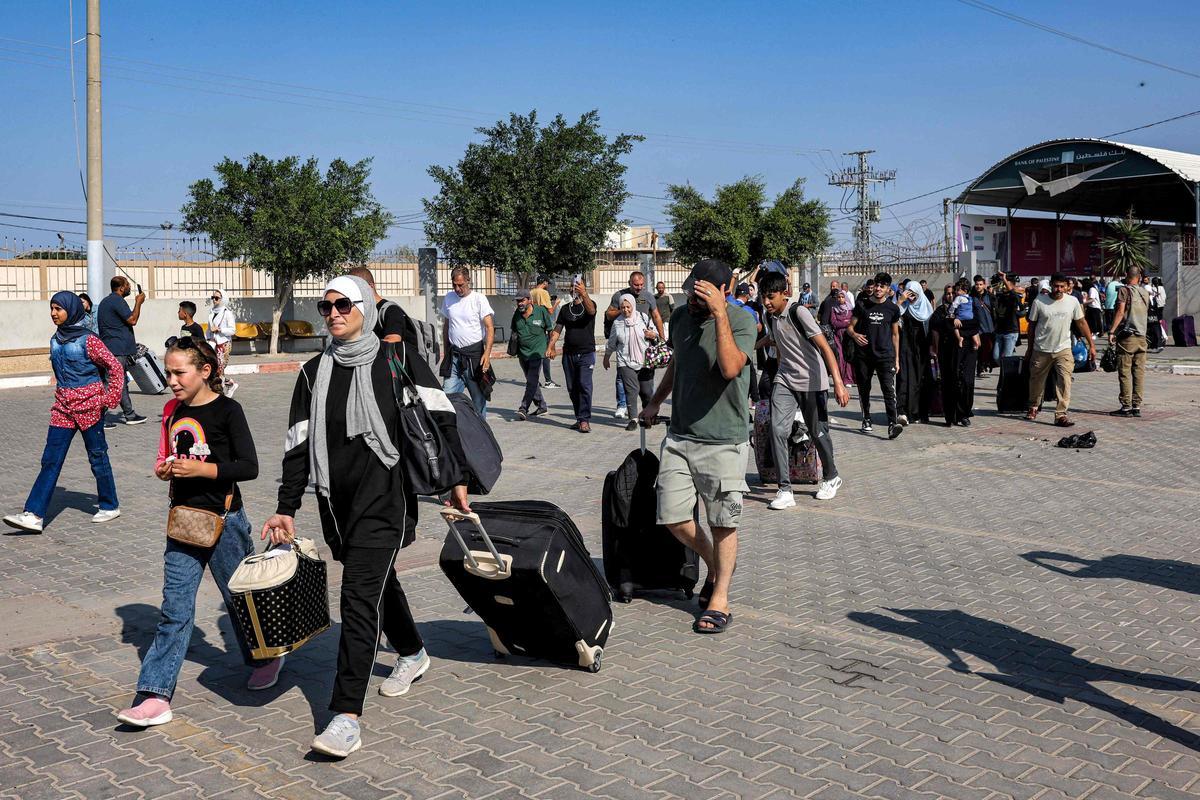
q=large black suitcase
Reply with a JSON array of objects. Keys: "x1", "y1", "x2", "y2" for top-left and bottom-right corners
[
  {"x1": 601, "y1": 431, "x2": 699, "y2": 603},
  {"x1": 996, "y1": 355, "x2": 1055, "y2": 413},
  {"x1": 439, "y1": 504, "x2": 612, "y2": 672}
]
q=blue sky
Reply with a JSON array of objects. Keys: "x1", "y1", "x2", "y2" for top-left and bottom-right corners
[{"x1": 2, "y1": 0, "x2": 1198, "y2": 252}]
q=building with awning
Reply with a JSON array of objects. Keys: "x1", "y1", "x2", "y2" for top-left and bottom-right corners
[{"x1": 957, "y1": 138, "x2": 1200, "y2": 322}]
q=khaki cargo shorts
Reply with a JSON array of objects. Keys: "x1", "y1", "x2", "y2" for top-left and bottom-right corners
[{"x1": 656, "y1": 434, "x2": 751, "y2": 529}]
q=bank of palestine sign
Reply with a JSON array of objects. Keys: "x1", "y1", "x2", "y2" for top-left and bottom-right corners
[{"x1": 973, "y1": 142, "x2": 1171, "y2": 197}]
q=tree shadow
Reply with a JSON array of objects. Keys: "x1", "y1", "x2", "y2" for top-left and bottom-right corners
[
  {"x1": 848, "y1": 608, "x2": 1200, "y2": 750},
  {"x1": 1023, "y1": 551, "x2": 1200, "y2": 597}
]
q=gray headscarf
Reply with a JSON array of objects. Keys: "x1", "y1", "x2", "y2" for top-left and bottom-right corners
[{"x1": 309, "y1": 275, "x2": 400, "y2": 498}]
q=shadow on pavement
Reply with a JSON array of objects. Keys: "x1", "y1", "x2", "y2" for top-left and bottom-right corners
[
  {"x1": 42, "y1": 487, "x2": 103, "y2": 525},
  {"x1": 1023, "y1": 551, "x2": 1200, "y2": 596},
  {"x1": 849, "y1": 607, "x2": 1200, "y2": 751}
]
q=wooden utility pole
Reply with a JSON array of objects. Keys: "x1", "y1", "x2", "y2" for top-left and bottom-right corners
[{"x1": 86, "y1": 0, "x2": 105, "y2": 300}]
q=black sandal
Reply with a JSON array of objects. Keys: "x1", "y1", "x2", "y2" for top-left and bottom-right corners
[{"x1": 693, "y1": 609, "x2": 732, "y2": 634}]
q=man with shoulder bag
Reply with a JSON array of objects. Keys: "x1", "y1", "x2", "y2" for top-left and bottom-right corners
[{"x1": 1107, "y1": 267, "x2": 1150, "y2": 417}]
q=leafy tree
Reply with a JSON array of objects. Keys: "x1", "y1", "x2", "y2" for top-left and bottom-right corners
[
  {"x1": 1101, "y1": 208, "x2": 1152, "y2": 278},
  {"x1": 665, "y1": 177, "x2": 832, "y2": 274},
  {"x1": 181, "y1": 154, "x2": 391, "y2": 354},
  {"x1": 424, "y1": 110, "x2": 641, "y2": 284}
]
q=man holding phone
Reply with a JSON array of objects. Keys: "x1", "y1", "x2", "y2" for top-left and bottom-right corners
[
  {"x1": 547, "y1": 275, "x2": 597, "y2": 432},
  {"x1": 97, "y1": 276, "x2": 147, "y2": 426}
]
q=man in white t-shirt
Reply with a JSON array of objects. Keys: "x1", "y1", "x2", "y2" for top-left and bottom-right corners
[
  {"x1": 440, "y1": 266, "x2": 495, "y2": 417},
  {"x1": 1025, "y1": 273, "x2": 1094, "y2": 427}
]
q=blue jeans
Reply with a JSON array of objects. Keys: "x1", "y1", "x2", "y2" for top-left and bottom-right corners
[
  {"x1": 518, "y1": 357, "x2": 546, "y2": 412},
  {"x1": 25, "y1": 422, "x2": 118, "y2": 518},
  {"x1": 615, "y1": 374, "x2": 627, "y2": 409},
  {"x1": 442, "y1": 353, "x2": 487, "y2": 419},
  {"x1": 136, "y1": 508, "x2": 263, "y2": 698},
  {"x1": 562, "y1": 351, "x2": 595, "y2": 421},
  {"x1": 993, "y1": 332, "x2": 1018, "y2": 362},
  {"x1": 541, "y1": 357, "x2": 552, "y2": 383}
]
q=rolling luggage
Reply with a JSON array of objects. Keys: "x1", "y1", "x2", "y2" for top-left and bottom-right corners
[
  {"x1": 127, "y1": 348, "x2": 167, "y2": 395},
  {"x1": 439, "y1": 504, "x2": 612, "y2": 672},
  {"x1": 1173, "y1": 315, "x2": 1197, "y2": 347},
  {"x1": 997, "y1": 355, "x2": 1055, "y2": 413},
  {"x1": 227, "y1": 538, "x2": 331, "y2": 660},
  {"x1": 601, "y1": 429, "x2": 699, "y2": 603},
  {"x1": 752, "y1": 398, "x2": 819, "y2": 485}
]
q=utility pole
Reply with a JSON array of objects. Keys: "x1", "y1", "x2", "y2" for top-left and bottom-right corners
[
  {"x1": 943, "y1": 198, "x2": 953, "y2": 268},
  {"x1": 86, "y1": 0, "x2": 105, "y2": 301},
  {"x1": 829, "y1": 150, "x2": 895, "y2": 267}
]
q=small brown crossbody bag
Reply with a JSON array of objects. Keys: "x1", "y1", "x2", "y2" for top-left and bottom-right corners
[{"x1": 167, "y1": 484, "x2": 234, "y2": 548}]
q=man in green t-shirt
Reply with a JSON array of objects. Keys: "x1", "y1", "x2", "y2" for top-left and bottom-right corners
[
  {"x1": 511, "y1": 289, "x2": 553, "y2": 420},
  {"x1": 641, "y1": 260, "x2": 756, "y2": 636}
]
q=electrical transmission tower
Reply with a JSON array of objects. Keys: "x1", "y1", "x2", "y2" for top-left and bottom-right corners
[{"x1": 828, "y1": 150, "x2": 896, "y2": 265}]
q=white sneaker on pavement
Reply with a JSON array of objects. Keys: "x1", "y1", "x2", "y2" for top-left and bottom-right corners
[
  {"x1": 4, "y1": 511, "x2": 43, "y2": 533},
  {"x1": 379, "y1": 649, "x2": 430, "y2": 697},
  {"x1": 311, "y1": 714, "x2": 361, "y2": 758},
  {"x1": 815, "y1": 476, "x2": 843, "y2": 501},
  {"x1": 767, "y1": 489, "x2": 796, "y2": 510},
  {"x1": 614, "y1": 406, "x2": 628, "y2": 419},
  {"x1": 91, "y1": 508, "x2": 121, "y2": 523}
]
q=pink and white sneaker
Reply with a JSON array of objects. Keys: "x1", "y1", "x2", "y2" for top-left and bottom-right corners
[
  {"x1": 116, "y1": 697, "x2": 172, "y2": 727},
  {"x1": 247, "y1": 656, "x2": 284, "y2": 691}
]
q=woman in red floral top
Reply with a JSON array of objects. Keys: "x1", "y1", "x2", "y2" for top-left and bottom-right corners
[{"x1": 4, "y1": 291, "x2": 125, "y2": 534}]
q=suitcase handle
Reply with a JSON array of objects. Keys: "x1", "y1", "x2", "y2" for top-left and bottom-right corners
[
  {"x1": 639, "y1": 426, "x2": 646, "y2": 454},
  {"x1": 440, "y1": 507, "x2": 510, "y2": 579}
]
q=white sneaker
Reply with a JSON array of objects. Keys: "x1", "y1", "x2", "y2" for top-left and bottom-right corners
[
  {"x1": 897, "y1": 414, "x2": 909, "y2": 426},
  {"x1": 92, "y1": 508, "x2": 121, "y2": 524},
  {"x1": 614, "y1": 406, "x2": 629, "y2": 419},
  {"x1": 379, "y1": 649, "x2": 430, "y2": 697},
  {"x1": 3, "y1": 511, "x2": 43, "y2": 533},
  {"x1": 226, "y1": 382, "x2": 239, "y2": 398},
  {"x1": 815, "y1": 476, "x2": 843, "y2": 501},
  {"x1": 767, "y1": 489, "x2": 796, "y2": 510},
  {"x1": 311, "y1": 714, "x2": 361, "y2": 758}
]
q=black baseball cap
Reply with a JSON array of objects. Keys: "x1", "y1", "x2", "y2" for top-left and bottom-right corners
[{"x1": 682, "y1": 259, "x2": 734, "y2": 294}]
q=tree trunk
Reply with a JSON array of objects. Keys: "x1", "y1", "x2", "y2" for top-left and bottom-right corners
[{"x1": 271, "y1": 279, "x2": 293, "y2": 356}]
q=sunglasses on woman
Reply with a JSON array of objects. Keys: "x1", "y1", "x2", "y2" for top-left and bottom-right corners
[{"x1": 317, "y1": 297, "x2": 361, "y2": 316}]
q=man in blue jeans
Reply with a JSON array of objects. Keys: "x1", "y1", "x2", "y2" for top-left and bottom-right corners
[
  {"x1": 439, "y1": 267, "x2": 495, "y2": 418},
  {"x1": 991, "y1": 272, "x2": 1021, "y2": 361}
]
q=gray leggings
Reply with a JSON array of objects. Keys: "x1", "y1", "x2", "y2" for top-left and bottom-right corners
[
  {"x1": 617, "y1": 365, "x2": 654, "y2": 418},
  {"x1": 770, "y1": 383, "x2": 837, "y2": 488}
]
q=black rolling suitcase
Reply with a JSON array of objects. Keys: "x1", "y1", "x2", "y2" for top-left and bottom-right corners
[
  {"x1": 996, "y1": 355, "x2": 1054, "y2": 413},
  {"x1": 602, "y1": 429, "x2": 699, "y2": 604},
  {"x1": 439, "y1": 504, "x2": 612, "y2": 672}
]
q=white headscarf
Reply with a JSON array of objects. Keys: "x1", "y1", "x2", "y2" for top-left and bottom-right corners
[
  {"x1": 902, "y1": 280, "x2": 933, "y2": 329},
  {"x1": 614, "y1": 293, "x2": 649, "y2": 366}
]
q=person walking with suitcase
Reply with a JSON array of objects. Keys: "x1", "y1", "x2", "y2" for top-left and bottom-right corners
[
  {"x1": 1107, "y1": 266, "x2": 1151, "y2": 417},
  {"x1": 758, "y1": 271, "x2": 850, "y2": 509},
  {"x1": 848, "y1": 272, "x2": 904, "y2": 439},
  {"x1": 205, "y1": 288, "x2": 238, "y2": 397},
  {"x1": 97, "y1": 276, "x2": 148, "y2": 426},
  {"x1": 4, "y1": 292, "x2": 125, "y2": 534},
  {"x1": 1025, "y1": 273, "x2": 1095, "y2": 427},
  {"x1": 261, "y1": 276, "x2": 470, "y2": 758},
  {"x1": 115, "y1": 336, "x2": 280, "y2": 727},
  {"x1": 640, "y1": 260, "x2": 757, "y2": 635}
]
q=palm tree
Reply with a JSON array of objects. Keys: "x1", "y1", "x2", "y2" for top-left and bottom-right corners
[{"x1": 1100, "y1": 209, "x2": 1152, "y2": 278}]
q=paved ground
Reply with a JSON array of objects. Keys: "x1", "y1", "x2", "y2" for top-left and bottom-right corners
[{"x1": 1, "y1": 359, "x2": 1199, "y2": 799}]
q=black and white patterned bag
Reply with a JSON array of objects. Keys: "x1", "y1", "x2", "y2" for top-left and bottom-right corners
[{"x1": 228, "y1": 538, "x2": 330, "y2": 660}]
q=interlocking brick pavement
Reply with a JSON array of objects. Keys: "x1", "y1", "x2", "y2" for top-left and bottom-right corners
[{"x1": 1, "y1": 360, "x2": 1199, "y2": 798}]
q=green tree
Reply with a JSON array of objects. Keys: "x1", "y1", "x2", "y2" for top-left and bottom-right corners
[
  {"x1": 1101, "y1": 208, "x2": 1152, "y2": 278},
  {"x1": 665, "y1": 177, "x2": 832, "y2": 274},
  {"x1": 181, "y1": 154, "x2": 391, "y2": 354},
  {"x1": 424, "y1": 110, "x2": 641, "y2": 284}
]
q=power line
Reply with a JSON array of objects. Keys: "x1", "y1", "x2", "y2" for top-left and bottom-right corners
[
  {"x1": 952, "y1": 0, "x2": 1200, "y2": 81},
  {"x1": 1104, "y1": 108, "x2": 1200, "y2": 138},
  {"x1": 0, "y1": 210, "x2": 168, "y2": 229}
]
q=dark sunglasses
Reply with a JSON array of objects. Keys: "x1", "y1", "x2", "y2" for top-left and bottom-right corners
[
  {"x1": 165, "y1": 335, "x2": 203, "y2": 350},
  {"x1": 317, "y1": 297, "x2": 360, "y2": 316}
]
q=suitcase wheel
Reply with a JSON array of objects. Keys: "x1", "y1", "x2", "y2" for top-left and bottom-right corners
[
  {"x1": 617, "y1": 593, "x2": 633, "y2": 604},
  {"x1": 683, "y1": 588, "x2": 694, "y2": 600},
  {"x1": 588, "y1": 654, "x2": 602, "y2": 673}
]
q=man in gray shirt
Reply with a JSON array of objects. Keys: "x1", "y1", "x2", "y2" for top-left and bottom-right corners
[
  {"x1": 758, "y1": 271, "x2": 849, "y2": 508},
  {"x1": 1107, "y1": 266, "x2": 1151, "y2": 417}
]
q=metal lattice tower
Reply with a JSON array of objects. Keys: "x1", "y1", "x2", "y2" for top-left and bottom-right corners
[{"x1": 829, "y1": 150, "x2": 896, "y2": 265}]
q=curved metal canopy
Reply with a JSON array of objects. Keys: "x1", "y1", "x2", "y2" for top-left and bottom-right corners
[{"x1": 957, "y1": 138, "x2": 1200, "y2": 223}]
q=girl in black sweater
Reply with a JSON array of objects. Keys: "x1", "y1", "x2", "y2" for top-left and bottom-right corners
[
  {"x1": 261, "y1": 276, "x2": 468, "y2": 758},
  {"x1": 116, "y1": 337, "x2": 277, "y2": 728}
]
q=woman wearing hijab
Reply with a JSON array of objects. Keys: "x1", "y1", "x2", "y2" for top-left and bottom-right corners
[
  {"x1": 260, "y1": 275, "x2": 469, "y2": 758},
  {"x1": 603, "y1": 293, "x2": 658, "y2": 431},
  {"x1": 4, "y1": 292, "x2": 124, "y2": 533},
  {"x1": 895, "y1": 280, "x2": 934, "y2": 425},
  {"x1": 818, "y1": 282, "x2": 856, "y2": 388},
  {"x1": 931, "y1": 279, "x2": 982, "y2": 427},
  {"x1": 205, "y1": 288, "x2": 238, "y2": 397}
]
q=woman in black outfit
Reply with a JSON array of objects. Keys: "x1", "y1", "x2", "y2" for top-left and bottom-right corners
[
  {"x1": 895, "y1": 280, "x2": 933, "y2": 425},
  {"x1": 931, "y1": 279, "x2": 982, "y2": 427},
  {"x1": 261, "y1": 275, "x2": 469, "y2": 758}
]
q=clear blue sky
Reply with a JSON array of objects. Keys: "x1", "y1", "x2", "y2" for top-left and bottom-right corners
[{"x1": 2, "y1": 0, "x2": 1198, "y2": 252}]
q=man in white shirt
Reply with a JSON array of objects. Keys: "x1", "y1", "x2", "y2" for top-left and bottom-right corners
[
  {"x1": 1025, "y1": 273, "x2": 1094, "y2": 427},
  {"x1": 440, "y1": 266, "x2": 495, "y2": 417},
  {"x1": 205, "y1": 288, "x2": 238, "y2": 397}
]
